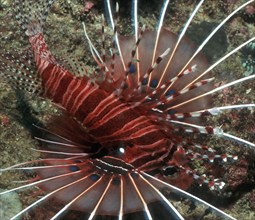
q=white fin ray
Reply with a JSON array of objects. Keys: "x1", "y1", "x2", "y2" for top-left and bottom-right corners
[
  {"x1": 0, "y1": 169, "x2": 83, "y2": 196},
  {"x1": 88, "y1": 177, "x2": 113, "y2": 220},
  {"x1": 0, "y1": 158, "x2": 76, "y2": 172},
  {"x1": 162, "y1": 104, "x2": 255, "y2": 120},
  {"x1": 105, "y1": 0, "x2": 126, "y2": 71},
  {"x1": 132, "y1": 0, "x2": 141, "y2": 83},
  {"x1": 184, "y1": 36, "x2": 255, "y2": 89},
  {"x1": 82, "y1": 21, "x2": 109, "y2": 73},
  {"x1": 158, "y1": 0, "x2": 205, "y2": 87},
  {"x1": 165, "y1": 0, "x2": 255, "y2": 92},
  {"x1": 51, "y1": 175, "x2": 104, "y2": 220},
  {"x1": 10, "y1": 173, "x2": 92, "y2": 220},
  {"x1": 34, "y1": 137, "x2": 82, "y2": 148},
  {"x1": 32, "y1": 124, "x2": 78, "y2": 144},
  {"x1": 141, "y1": 172, "x2": 237, "y2": 220},
  {"x1": 169, "y1": 120, "x2": 255, "y2": 148},
  {"x1": 148, "y1": 0, "x2": 169, "y2": 88},
  {"x1": 128, "y1": 173, "x2": 153, "y2": 220},
  {"x1": 168, "y1": 74, "x2": 255, "y2": 110},
  {"x1": 118, "y1": 176, "x2": 124, "y2": 220},
  {"x1": 30, "y1": 148, "x2": 91, "y2": 156},
  {"x1": 138, "y1": 173, "x2": 185, "y2": 220}
]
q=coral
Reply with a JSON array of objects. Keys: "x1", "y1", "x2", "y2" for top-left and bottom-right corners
[
  {"x1": 242, "y1": 42, "x2": 255, "y2": 76},
  {"x1": 226, "y1": 159, "x2": 249, "y2": 190},
  {"x1": 0, "y1": 189, "x2": 22, "y2": 220}
]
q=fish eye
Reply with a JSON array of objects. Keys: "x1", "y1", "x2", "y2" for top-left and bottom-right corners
[
  {"x1": 162, "y1": 166, "x2": 178, "y2": 176},
  {"x1": 119, "y1": 147, "x2": 125, "y2": 154}
]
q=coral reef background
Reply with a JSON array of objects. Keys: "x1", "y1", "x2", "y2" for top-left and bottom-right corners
[{"x1": 0, "y1": 0, "x2": 254, "y2": 219}]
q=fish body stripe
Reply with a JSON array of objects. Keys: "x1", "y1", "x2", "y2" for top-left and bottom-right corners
[
  {"x1": 83, "y1": 93, "x2": 118, "y2": 126},
  {"x1": 25, "y1": 28, "x2": 171, "y2": 157},
  {"x1": 61, "y1": 78, "x2": 83, "y2": 107},
  {"x1": 37, "y1": 62, "x2": 168, "y2": 151}
]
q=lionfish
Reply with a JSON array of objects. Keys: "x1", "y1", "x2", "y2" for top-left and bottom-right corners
[{"x1": 0, "y1": 0, "x2": 254, "y2": 219}]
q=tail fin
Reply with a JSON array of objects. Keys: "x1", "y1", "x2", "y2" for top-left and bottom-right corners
[
  {"x1": 14, "y1": 0, "x2": 56, "y2": 36},
  {"x1": 0, "y1": 49, "x2": 42, "y2": 94},
  {"x1": 0, "y1": 0, "x2": 57, "y2": 93}
]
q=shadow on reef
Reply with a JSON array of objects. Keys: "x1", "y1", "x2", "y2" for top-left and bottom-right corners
[{"x1": 13, "y1": 90, "x2": 45, "y2": 138}]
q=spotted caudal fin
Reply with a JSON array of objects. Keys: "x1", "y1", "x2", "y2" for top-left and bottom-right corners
[
  {"x1": 15, "y1": 0, "x2": 59, "y2": 67},
  {"x1": 14, "y1": 0, "x2": 56, "y2": 35},
  {"x1": 1, "y1": 0, "x2": 88, "y2": 103},
  {"x1": 0, "y1": 0, "x2": 57, "y2": 95},
  {"x1": 0, "y1": 49, "x2": 42, "y2": 94}
]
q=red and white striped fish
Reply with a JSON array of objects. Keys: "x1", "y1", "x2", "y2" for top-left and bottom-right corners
[{"x1": 0, "y1": 0, "x2": 255, "y2": 219}]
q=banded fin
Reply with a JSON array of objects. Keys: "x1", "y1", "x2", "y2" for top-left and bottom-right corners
[
  {"x1": 0, "y1": 113, "x2": 237, "y2": 219},
  {"x1": 0, "y1": 155, "x2": 236, "y2": 220},
  {"x1": 1, "y1": 0, "x2": 69, "y2": 96},
  {"x1": 0, "y1": 49, "x2": 42, "y2": 94},
  {"x1": 85, "y1": 0, "x2": 214, "y2": 114},
  {"x1": 14, "y1": 0, "x2": 56, "y2": 35},
  {"x1": 94, "y1": 0, "x2": 255, "y2": 118}
]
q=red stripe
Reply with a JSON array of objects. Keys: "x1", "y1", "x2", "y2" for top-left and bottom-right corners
[
  {"x1": 62, "y1": 78, "x2": 83, "y2": 107},
  {"x1": 65, "y1": 79, "x2": 92, "y2": 112},
  {"x1": 90, "y1": 103, "x2": 128, "y2": 130},
  {"x1": 98, "y1": 117, "x2": 152, "y2": 143},
  {"x1": 83, "y1": 93, "x2": 117, "y2": 126}
]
